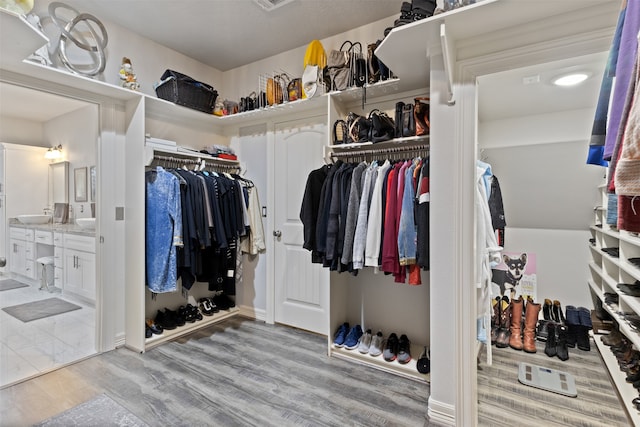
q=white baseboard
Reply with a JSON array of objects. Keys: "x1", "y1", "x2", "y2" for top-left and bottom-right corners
[
  {"x1": 428, "y1": 397, "x2": 456, "y2": 426},
  {"x1": 113, "y1": 333, "x2": 126, "y2": 349},
  {"x1": 238, "y1": 305, "x2": 266, "y2": 322}
]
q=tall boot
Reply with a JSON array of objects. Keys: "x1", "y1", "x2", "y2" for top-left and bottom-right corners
[
  {"x1": 509, "y1": 297, "x2": 524, "y2": 350},
  {"x1": 553, "y1": 300, "x2": 566, "y2": 324},
  {"x1": 565, "y1": 305, "x2": 579, "y2": 348},
  {"x1": 490, "y1": 296, "x2": 501, "y2": 345},
  {"x1": 495, "y1": 296, "x2": 511, "y2": 348},
  {"x1": 542, "y1": 298, "x2": 553, "y2": 321},
  {"x1": 577, "y1": 306, "x2": 592, "y2": 351},
  {"x1": 556, "y1": 324, "x2": 569, "y2": 361},
  {"x1": 523, "y1": 300, "x2": 541, "y2": 353},
  {"x1": 544, "y1": 322, "x2": 557, "y2": 357}
]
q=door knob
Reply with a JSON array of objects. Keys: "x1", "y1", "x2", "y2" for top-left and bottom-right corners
[{"x1": 273, "y1": 230, "x2": 282, "y2": 237}]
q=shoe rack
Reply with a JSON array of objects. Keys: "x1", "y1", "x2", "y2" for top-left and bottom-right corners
[{"x1": 588, "y1": 180, "x2": 640, "y2": 425}]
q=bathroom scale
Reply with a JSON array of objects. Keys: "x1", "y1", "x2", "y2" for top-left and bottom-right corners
[{"x1": 518, "y1": 362, "x2": 577, "y2": 397}]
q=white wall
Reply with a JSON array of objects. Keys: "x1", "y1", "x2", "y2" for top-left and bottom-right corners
[
  {"x1": 43, "y1": 104, "x2": 99, "y2": 219},
  {"x1": 34, "y1": 1, "x2": 223, "y2": 99},
  {"x1": 222, "y1": 15, "x2": 395, "y2": 100},
  {"x1": 0, "y1": 117, "x2": 43, "y2": 145},
  {"x1": 479, "y1": 108, "x2": 603, "y2": 309},
  {"x1": 232, "y1": 124, "x2": 268, "y2": 316}
]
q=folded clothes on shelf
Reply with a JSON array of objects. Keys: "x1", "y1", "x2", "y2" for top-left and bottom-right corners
[{"x1": 601, "y1": 247, "x2": 620, "y2": 257}]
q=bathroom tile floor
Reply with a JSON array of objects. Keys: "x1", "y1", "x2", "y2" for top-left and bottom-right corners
[{"x1": 0, "y1": 280, "x2": 95, "y2": 388}]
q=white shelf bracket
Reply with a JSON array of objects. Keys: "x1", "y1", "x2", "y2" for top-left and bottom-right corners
[{"x1": 440, "y1": 23, "x2": 456, "y2": 106}]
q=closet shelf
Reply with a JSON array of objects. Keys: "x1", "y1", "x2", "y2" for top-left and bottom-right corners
[
  {"x1": 594, "y1": 337, "x2": 640, "y2": 425},
  {"x1": 330, "y1": 343, "x2": 429, "y2": 384},
  {"x1": 144, "y1": 146, "x2": 239, "y2": 167},
  {"x1": 329, "y1": 135, "x2": 429, "y2": 150},
  {"x1": 144, "y1": 307, "x2": 240, "y2": 350}
]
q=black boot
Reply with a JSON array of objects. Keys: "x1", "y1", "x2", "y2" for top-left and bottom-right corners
[
  {"x1": 542, "y1": 299, "x2": 553, "y2": 321},
  {"x1": 544, "y1": 322, "x2": 557, "y2": 357},
  {"x1": 556, "y1": 324, "x2": 569, "y2": 361},
  {"x1": 565, "y1": 305, "x2": 579, "y2": 348},
  {"x1": 553, "y1": 300, "x2": 566, "y2": 324},
  {"x1": 576, "y1": 306, "x2": 592, "y2": 351}
]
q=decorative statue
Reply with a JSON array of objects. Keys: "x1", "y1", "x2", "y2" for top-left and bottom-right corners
[{"x1": 119, "y1": 57, "x2": 140, "y2": 91}]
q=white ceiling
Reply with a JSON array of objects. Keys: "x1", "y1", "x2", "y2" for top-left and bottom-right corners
[
  {"x1": 63, "y1": 0, "x2": 404, "y2": 71},
  {"x1": 478, "y1": 51, "x2": 607, "y2": 122},
  {"x1": 0, "y1": 83, "x2": 89, "y2": 122}
]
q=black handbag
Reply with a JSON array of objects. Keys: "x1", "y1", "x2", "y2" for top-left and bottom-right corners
[
  {"x1": 395, "y1": 101, "x2": 405, "y2": 137},
  {"x1": 346, "y1": 112, "x2": 370, "y2": 143},
  {"x1": 368, "y1": 109, "x2": 395, "y2": 143},
  {"x1": 402, "y1": 103, "x2": 416, "y2": 137},
  {"x1": 351, "y1": 42, "x2": 367, "y2": 88}
]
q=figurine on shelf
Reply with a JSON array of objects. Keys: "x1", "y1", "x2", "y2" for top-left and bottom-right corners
[{"x1": 119, "y1": 57, "x2": 140, "y2": 91}]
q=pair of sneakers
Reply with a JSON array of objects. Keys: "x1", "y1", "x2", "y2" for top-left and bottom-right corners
[
  {"x1": 357, "y1": 329, "x2": 384, "y2": 357},
  {"x1": 382, "y1": 333, "x2": 412, "y2": 364},
  {"x1": 333, "y1": 323, "x2": 365, "y2": 350}
]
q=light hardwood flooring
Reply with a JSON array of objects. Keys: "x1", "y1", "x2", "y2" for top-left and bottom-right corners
[{"x1": 0, "y1": 317, "x2": 630, "y2": 426}]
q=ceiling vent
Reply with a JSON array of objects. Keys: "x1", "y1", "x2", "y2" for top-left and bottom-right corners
[{"x1": 252, "y1": 0, "x2": 297, "y2": 11}]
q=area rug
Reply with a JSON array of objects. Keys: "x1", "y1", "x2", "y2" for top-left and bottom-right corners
[
  {"x1": 0, "y1": 279, "x2": 29, "y2": 291},
  {"x1": 2, "y1": 297, "x2": 81, "y2": 322},
  {"x1": 34, "y1": 393, "x2": 149, "y2": 427}
]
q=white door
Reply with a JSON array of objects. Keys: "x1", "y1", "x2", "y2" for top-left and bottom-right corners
[{"x1": 273, "y1": 117, "x2": 330, "y2": 335}]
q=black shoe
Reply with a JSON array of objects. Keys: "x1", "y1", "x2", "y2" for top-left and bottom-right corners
[
  {"x1": 383, "y1": 333, "x2": 399, "y2": 362},
  {"x1": 397, "y1": 334, "x2": 412, "y2": 364},
  {"x1": 199, "y1": 298, "x2": 217, "y2": 316},
  {"x1": 155, "y1": 309, "x2": 176, "y2": 330},
  {"x1": 555, "y1": 325, "x2": 569, "y2": 361},
  {"x1": 145, "y1": 325, "x2": 152, "y2": 339},
  {"x1": 146, "y1": 318, "x2": 163, "y2": 335},
  {"x1": 544, "y1": 322, "x2": 557, "y2": 357},
  {"x1": 187, "y1": 304, "x2": 203, "y2": 321},
  {"x1": 417, "y1": 346, "x2": 430, "y2": 374},
  {"x1": 165, "y1": 308, "x2": 185, "y2": 327}
]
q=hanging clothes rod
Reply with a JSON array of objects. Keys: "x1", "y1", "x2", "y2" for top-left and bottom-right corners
[
  {"x1": 151, "y1": 154, "x2": 241, "y2": 172},
  {"x1": 330, "y1": 143, "x2": 429, "y2": 160}
]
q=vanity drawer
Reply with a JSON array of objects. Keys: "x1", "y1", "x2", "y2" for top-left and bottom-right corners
[
  {"x1": 34, "y1": 229, "x2": 53, "y2": 245},
  {"x1": 63, "y1": 234, "x2": 95, "y2": 253},
  {"x1": 53, "y1": 232, "x2": 63, "y2": 246},
  {"x1": 24, "y1": 242, "x2": 35, "y2": 260},
  {"x1": 54, "y1": 246, "x2": 64, "y2": 264},
  {"x1": 24, "y1": 229, "x2": 35, "y2": 241},
  {"x1": 9, "y1": 227, "x2": 26, "y2": 240}
]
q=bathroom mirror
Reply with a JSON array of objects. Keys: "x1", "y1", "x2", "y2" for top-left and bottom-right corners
[
  {"x1": 48, "y1": 161, "x2": 69, "y2": 205},
  {"x1": 74, "y1": 167, "x2": 87, "y2": 202}
]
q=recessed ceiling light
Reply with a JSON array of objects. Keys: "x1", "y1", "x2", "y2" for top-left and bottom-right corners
[{"x1": 552, "y1": 72, "x2": 590, "y2": 86}]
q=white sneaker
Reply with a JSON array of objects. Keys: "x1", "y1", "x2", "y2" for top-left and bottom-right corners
[
  {"x1": 369, "y1": 330, "x2": 384, "y2": 357},
  {"x1": 358, "y1": 329, "x2": 373, "y2": 354}
]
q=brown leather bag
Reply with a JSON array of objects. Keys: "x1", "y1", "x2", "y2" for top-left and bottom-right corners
[{"x1": 414, "y1": 97, "x2": 430, "y2": 136}]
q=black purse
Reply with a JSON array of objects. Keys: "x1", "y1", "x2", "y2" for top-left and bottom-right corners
[
  {"x1": 402, "y1": 103, "x2": 416, "y2": 137},
  {"x1": 368, "y1": 109, "x2": 395, "y2": 143},
  {"x1": 351, "y1": 42, "x2": 367, "y2": 88},
  {"x1": 346, "y1": 112, "x2": 370, "y2": 143}
]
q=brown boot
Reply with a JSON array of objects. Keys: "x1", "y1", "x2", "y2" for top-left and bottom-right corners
[
  {"x1": 509, "y1": 297, "x2": 524, "y2": 350},
  {"x1": 523, "y1": 300, "x2": 541, "y2": 353}
]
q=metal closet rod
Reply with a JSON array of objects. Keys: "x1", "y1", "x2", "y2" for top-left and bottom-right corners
[
  {"x1": 330, "y1": 144, "x2": 429, "y2": 159},
  {"x1": 152, "y1": 154, "x2": 240, "y2": 172}
]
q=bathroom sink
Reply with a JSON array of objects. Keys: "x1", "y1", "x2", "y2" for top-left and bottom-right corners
[
  {"x1": 76, "y1": 218, "x2": 96, "y2": 230},
  {"x1": 16, "y1": 214, "x2": 51, "y2": 224}
]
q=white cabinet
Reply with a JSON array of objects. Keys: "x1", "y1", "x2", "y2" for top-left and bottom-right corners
[
  {"x1": 0, "y1": 143, "x2": 49, "y2": 274},
  {"x1": 53, "y1": 232, "x2": 64, "y2": 288},
  {"x1": 9, "y1": 226, "x2": 35, "y2": 280},
  {"x1": 588, "y1": 183, "x2": 640, "y2": 426},
  {"x1": 62, "y1": 234, "x2": 96, "y2": 302}
]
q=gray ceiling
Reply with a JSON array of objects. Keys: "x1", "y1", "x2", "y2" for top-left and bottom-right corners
[{"x1": 63, "y1": 0, "x2": 404, "y2": 71}]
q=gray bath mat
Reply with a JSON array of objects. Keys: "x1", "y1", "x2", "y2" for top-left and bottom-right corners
[
  {"x1": 2, "y1": 297, "x2": 81, "y2": 322},
  {"x1": 34, "y1": 393, "x2": 148, "y2": 426},
  {"x1": 0, "y1": 279, "x2": 29, "y2": 291}
]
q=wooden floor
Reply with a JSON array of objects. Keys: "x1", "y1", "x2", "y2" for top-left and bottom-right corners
[
  {"x1": 478, "y1": 340, "x2": 630, "y2": 427},
  {"x1": 0, "y1": 317, "x2": 629, "y2": 426}
]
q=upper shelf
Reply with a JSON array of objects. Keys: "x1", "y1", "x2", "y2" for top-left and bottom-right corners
[{"x1": 375, "y1": 0, "x2": 619, "y2": 95}]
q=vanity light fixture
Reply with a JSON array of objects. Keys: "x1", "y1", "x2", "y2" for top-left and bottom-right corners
[
  {"x1": 552, "y1": 72, "x2": 590, "y2": 87},
  {"x1": 44, "y1": 144, "x2": 62, "y2": 160}
]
